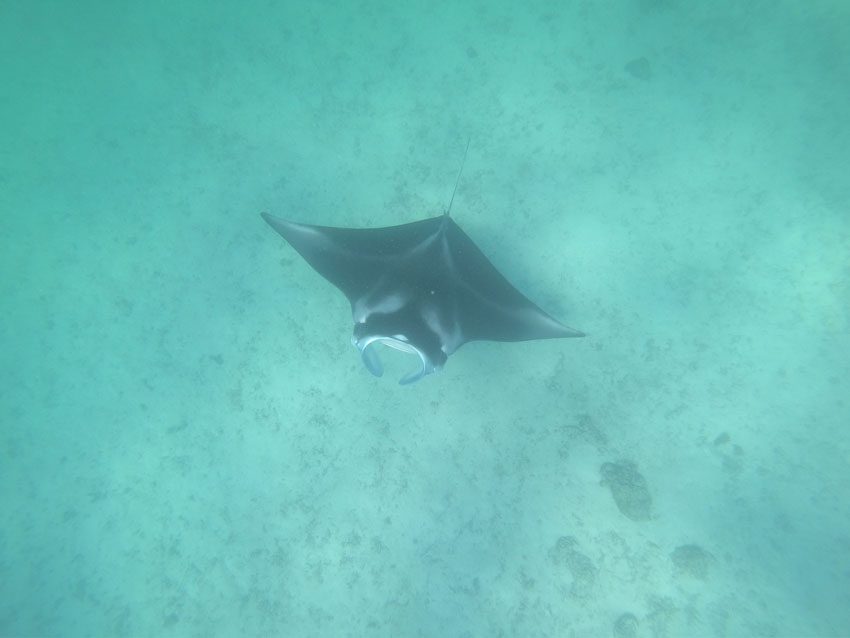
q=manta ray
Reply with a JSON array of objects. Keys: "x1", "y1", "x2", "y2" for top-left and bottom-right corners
[{"x1": 261, "y1": 150, "x2": 583, "y2": 384}]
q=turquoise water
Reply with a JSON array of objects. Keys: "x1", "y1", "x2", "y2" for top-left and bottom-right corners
[{"x1": 2, "y1": 1, "x2": 849, "y2": 636}]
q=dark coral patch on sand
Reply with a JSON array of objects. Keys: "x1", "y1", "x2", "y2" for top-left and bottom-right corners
[{"x1": 600, "y1": 460, "x2": 653, "y2": 521}]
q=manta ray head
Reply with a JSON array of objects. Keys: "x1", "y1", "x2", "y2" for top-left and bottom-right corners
[{"x1": 351, "y1": 311, "x2": 448, "y2": 385}]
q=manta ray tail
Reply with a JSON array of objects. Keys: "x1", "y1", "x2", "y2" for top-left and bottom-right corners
[{"x1": 445, "y1": 138, "x2": 471, "y2": 217}]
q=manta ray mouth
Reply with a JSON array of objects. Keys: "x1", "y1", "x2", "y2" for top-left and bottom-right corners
[{"x1": 352, "y1": 335, "x2": 436, "y2": 385}]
